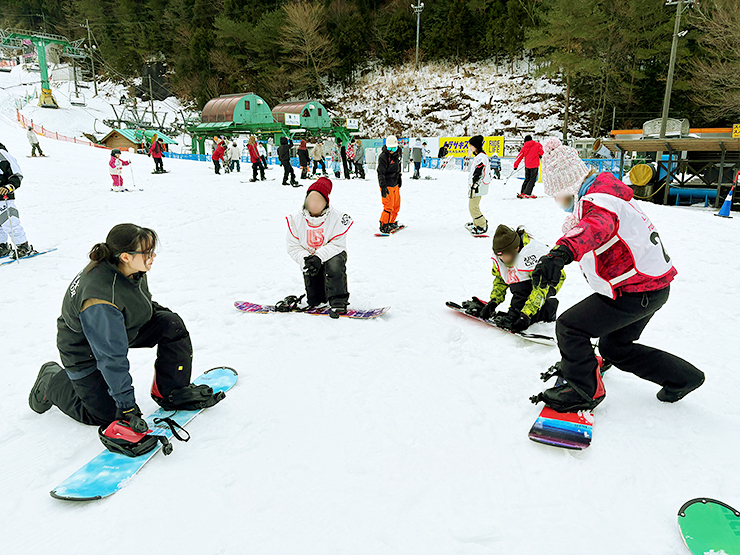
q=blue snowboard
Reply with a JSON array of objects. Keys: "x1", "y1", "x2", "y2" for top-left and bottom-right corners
[
  {"x1": 50, "y1": 367, "x2": 238, "y2": 501},
  {"x1": 0, "y1": 247, "x2": 57, "y2": 266}
]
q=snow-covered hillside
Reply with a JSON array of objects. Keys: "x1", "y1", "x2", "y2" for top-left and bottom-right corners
[
  {"x1": 326, "y1": 60, "x2": 586, "y2": 140},
  {"x1": 0, "y1": 65, "x2": 195, "y2": 149},
  {"x1": 0, "y1": 102, "x2": 737, "y2": 554}
]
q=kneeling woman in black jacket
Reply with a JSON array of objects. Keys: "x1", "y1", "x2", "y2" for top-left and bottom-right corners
[{"x1": 29, "y1": 223, "x2": 221, "y2": 433}]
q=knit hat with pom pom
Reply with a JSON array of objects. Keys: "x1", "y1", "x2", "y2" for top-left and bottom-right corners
[{"x1": 541, "y1": 137, "x2": 590, "y2": 197}]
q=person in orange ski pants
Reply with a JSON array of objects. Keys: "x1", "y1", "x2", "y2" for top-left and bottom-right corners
[{"x1": 377, "y1": 135, "x2": 403, "y2": 234}]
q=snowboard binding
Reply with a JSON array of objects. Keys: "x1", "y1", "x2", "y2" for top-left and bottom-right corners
[{"x1": 275, "y1": 294, "x2": 306, "y2": 313}]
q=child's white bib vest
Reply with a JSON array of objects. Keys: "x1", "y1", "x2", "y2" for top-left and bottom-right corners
[
  {"x1": 492, "y1": 238, "x2": 550, "y2": 285},
  {"x1": 468, "y1": 152, "x2": 492, "y2": 197}
]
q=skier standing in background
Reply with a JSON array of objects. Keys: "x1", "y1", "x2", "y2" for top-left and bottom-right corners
[
  {"x1": 278, "y1": 137, "x2": 299, "y2": 187},
  {"x1": 298, "y1": 140, "x2": 310, "y2": 180},
  {"x1": 377, "y1": 135, "x2": 402, "y2": 233},
  {"x1": 212, "y1": 140, "x2": 225, "y2": 175},
  {"x1": 311, "y1": 139, "x2": 327, "y2": 176},
  {"x1": 353, "y1": 139, "x2": 365, "y2": 179},
  {"x1": 411, "y1": 138, "x2": 423, "y2": 179},
  {"x1": 247, "y1": 136, "x2": 266, "y2": 182},
  {"x1": 529, "y1": 137, "x2": 705, "y2": 413},
  {"x1": 0, "y1": 143, "x2": 36, "y2": 259},
  {"x1": 258, "y1": 141, "x2": 268, "y2": 168},
  {"x1": 109, "y1": 148, "x2": 131, "y2": 192},
  {"x1": 464, "y1": 135, "x2": 491, "y2": 235},
  {"x1": 26, "y1": 126, "x2": 44, "y2": 157},
  {"x1": 148, "y1": 138, "x2": 165, "y2": 174},
  {"x1": 229, "y1": 141, "x2": 241, "y2": 173},
  {"x1": 514, "y1": 135, "x2": 543, "y2": 198}
]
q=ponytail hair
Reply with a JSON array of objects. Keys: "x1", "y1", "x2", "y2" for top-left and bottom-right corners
[{"x1": 86, "y1": 223, "x2": 158, "y2": 272}]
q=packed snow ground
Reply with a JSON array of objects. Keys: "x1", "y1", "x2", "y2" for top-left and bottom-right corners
[{"x1": 0, "y1": 118, "x2": 738, "y2": 554}]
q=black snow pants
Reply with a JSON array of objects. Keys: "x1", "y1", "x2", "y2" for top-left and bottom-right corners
[
  {"x1": 303, "y1": 251, "x2": 349, "y2": 309},
  {"x1": 521, "y1": 167, "x2": 538, "y2": 195},
  {"x1": 48, "y1": 308, "x2": 193, "y2": 426},
  {"x1": 556, "y1": 286, "x2": 704, "y2": 397}
]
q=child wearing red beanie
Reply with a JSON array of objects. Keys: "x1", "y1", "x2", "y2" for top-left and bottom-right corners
[{"x1": 286, "y1": 177, "x2": 353, "y2": 317}]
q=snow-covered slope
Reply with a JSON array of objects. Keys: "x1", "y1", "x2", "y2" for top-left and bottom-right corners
[
  {"x1": 326, "y1": 60, "x2": 586, "y2": 140},
  {"x1": 0, "y1": 111, "x2": 737, "y2": 554},
  {"x1": 0, "y1": 65, "x2": 194, "y2": 148}
]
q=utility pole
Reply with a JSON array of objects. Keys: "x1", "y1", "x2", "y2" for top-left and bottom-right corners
[
  {"x1": 411, "y1": 0, "x2": 425, "y2": 70},
  {"x1": 85, "y1": 19, "x2": 98, "y2": 96},
  {"x1": 659, "y1": 0, "x2": 691, "y2": 138},
  {"x1": 148, "y1": 74, "x2": 156, "y2": 127}
]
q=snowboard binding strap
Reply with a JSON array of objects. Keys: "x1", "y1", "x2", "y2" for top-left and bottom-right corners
[{"x1": 275, "y1": 294, "x2": 305, "y2": 313}]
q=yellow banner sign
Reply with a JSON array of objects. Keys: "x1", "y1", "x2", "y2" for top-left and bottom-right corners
[
  {"x1": 439, "y1": 136, "x2": 504, "y2": 157},
  {"x1": 733, "y1": 124, "x2": 740, "y2": 138}
]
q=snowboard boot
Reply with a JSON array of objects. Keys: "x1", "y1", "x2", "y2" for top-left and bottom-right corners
[
  {"x1": 301, "y1": 169, "x2": 308, "y2": 180},
  {"x1": 329, "y1": 307, "x2": 347, "y2": 319},
  {"x1": 249, "y1": 178, "x2": 258, "y2": 182},
  {"x1": 13, "y1": 242, "x2": 36, "y2": 259},
  {"x1": 464, "y1": 222, "x2": 475, "y2": 231},
  {"x1": 657, "y1": 373, "x2": 705, "y2": 403},
  {"x1": 290, "y1": 177, "x2": 300, "y2": 187},
  {"x1": 389, "y1": 222, "x2": 400, "y2": 231},
  {"x1": 0, "y1": 242, "x2": 11, "y2": 257},
  {"x1": 470, "y1": 224, "x2": 488, "y2": 235},
  {"x1": 29, "y1": 361, "x2": 63, "y2": 414},
  {"x1": 530, "y1": 358, "x2": 607, "y2": 413},
  {"x1": 379, "y1": 223, "x2": 393, "y2": 234},
  {"x1": 282, "y1": 181, "x2": 290, "y2": 186},
  {"x1": 334, "y1": 171, "x2": 341, "y2": 178}
]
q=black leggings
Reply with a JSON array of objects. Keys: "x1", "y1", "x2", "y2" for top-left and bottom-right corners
[
  {"x1": 282, "y1": 162, "x2": 295, "y2": 183},
  {"x1": 556, "y1": 287, "x2": 704, "y2": 396},
  {"x1": 48, "y1": 308, "x2": 193, "y2": 426}
]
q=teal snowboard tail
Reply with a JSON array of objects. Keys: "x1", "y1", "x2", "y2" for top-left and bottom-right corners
[
  {"x1": 50, "y1": 367, "x2": 238, "y2": 501},
  {"x1": 678, "y1": 498, "x2": 740, "y2": 554}
]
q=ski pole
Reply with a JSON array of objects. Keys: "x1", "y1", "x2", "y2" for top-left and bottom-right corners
[
  {"x1": 128, "y1": 162, "x2": 138, "y2": 191},
  {"x1": 3, "y1": 194, "x2": 19, "y2": 262}
]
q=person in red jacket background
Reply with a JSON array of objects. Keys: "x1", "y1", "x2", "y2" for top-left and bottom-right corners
[
  {"x1": 513, "y1": 135, "x2": 543, "y2": 198},
  {"x1": 148, "y1": 137, "x2": 166, "y2": 174},
  {"x1": 529, "y1": 137, "x2": 704, "y2": 413},
  {"x1": 247, "y1": 136, "x2": 265, "y2": 182},
  {"x1": 212, "y1": 140, "x2": 225, "y2": 175}
]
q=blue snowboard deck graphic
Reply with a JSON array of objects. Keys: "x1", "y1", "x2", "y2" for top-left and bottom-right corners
[
  {"x1": 50, "y1": 367, "x2": 238, "y2": 501},
  {"x1": 0, "y1": 247, "x2": 57, "y2": 266}
]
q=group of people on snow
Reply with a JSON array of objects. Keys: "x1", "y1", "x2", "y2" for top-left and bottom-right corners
[{"x1": 17, "y1": 126, "x2": 704, "y2": 460}]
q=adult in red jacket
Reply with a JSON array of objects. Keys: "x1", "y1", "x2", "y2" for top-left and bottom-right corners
[
  {"x1": 247, "y1": 136, "x2": 265, "y2": 182},
  {"x1": 529, "y1": 138, "x2": 704, "y2": 413},
  {"x1": 513, "y1": 135, "x2": 543, "y2": 198},
  {"x1": 212, "y1": 141, "x2": 225, "y2": 175},
  {"x1": 148, "y1": 138, "x2": 165, "y2": 173}
]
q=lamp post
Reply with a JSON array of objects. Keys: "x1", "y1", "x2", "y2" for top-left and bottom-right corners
[
  {"x1": 411, "y1": 0, "x2": 424, "y2": 70},
  {"x1": 659, "y1": 0, "x2": 693, "y2": 138}
]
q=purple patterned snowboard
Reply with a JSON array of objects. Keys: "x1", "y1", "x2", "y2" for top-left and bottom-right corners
[{"x1": 234, "y1": 301, "x2": 390, "y2": 319}]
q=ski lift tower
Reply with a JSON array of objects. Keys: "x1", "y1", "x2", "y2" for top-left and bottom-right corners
[{"x1": 0, "y1": 29, "x2": 87, "y2": 108}]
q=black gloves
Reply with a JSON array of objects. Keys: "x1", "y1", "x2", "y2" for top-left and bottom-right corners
[
  {"x1": 116, "y1": 404, "x2": 148, "y2": 433},
  {"x1": 398, "y1": 175, "x2": 402, "y2": 189},
  {"x1": 461, "y1": 297, "x2": 486, "y2": 317},
  {"x1": 303, "y1": 255, "x2": 322, "y2": 277},
  {"x1": 380, "y1": 185, "x2": 389, "y2": 198},
  {"x1": 532, "y1": 245, "x2": 573, "y2": 289},
  {"x1": 496, "y1": 310, "x2": 531, "y2": 333},
  {"x1": 479, "y1": 300, "x2": 498, "y2": 321}
]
